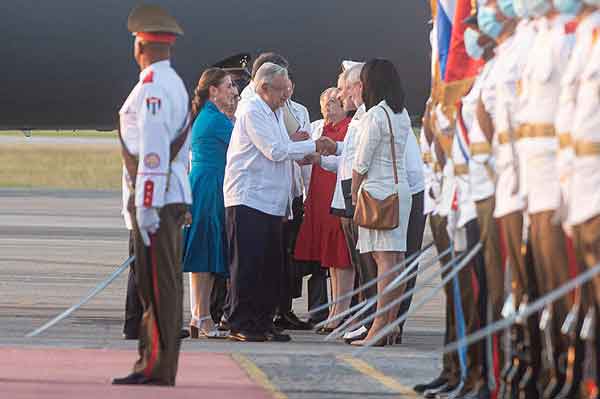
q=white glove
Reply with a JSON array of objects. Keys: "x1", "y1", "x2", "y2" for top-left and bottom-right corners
[{"x1": 136, "y1": 207, "x2": 160, "y2": 247}]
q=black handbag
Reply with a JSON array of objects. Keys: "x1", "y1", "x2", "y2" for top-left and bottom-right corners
[{"x1": 341, "y1": 178, "x2": 355, "y2": 218}]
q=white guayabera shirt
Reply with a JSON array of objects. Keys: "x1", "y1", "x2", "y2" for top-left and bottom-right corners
[{"x1": 223, "y1": 95, "x2": 316, "y2": 217}]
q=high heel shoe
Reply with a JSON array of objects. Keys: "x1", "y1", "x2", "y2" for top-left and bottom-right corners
[
  {"x1": 350, "y1": 326, "x2": 401, "y2": 347},
  {"x1": 387, "y1": 326, "x2": 401, "y2": 346}
]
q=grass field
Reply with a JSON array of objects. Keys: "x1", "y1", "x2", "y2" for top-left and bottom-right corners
[
  {"x1": 0, "y1": 129, "x2": 421, "y2": 190},
  {"x1": 0, "y1": 143, "x2": 122, "y2": 190}
]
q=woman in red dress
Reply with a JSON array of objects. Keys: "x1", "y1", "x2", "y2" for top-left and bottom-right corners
[{"x1": 295, "y1": 87, "x2": 354, "y2": 332}]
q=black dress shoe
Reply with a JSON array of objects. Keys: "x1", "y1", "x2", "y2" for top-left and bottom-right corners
[
  {"x1": 112, "y1": 372, "x2": 169, "y2": 386},
  {"x1": 228, "y1": 330, "x2": 266, "y2": 342},
  {"x1": 123, "y1": 333, "x2": 139, "y2": 340},
  {"x1": 273, "y1": 315, "x2": 294, "y2": 330},
  {"x1": 424, "y1": 383, "x2": 456, "y2": 399},
  {"x1": 265, "y1": 329, "x2": 292, "y2": 342},
  {"x1": 283, "y1": 311, "x2": 313, "y2": 330},
  {"x1": 414, "y1": 376, "x2": 448, "y2": 393},
  {"x1": 180, "y1": 329, "x2": 190, "y2": 340}
]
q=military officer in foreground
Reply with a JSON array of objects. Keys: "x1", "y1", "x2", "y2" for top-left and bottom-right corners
[{"x1": 112, "y1": 4, "x2": 192, "y2": 386}]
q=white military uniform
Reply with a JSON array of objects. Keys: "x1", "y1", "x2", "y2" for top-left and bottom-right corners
[
  {"x1": 450, "y1": 105, "x2": 477, "y2": 250},
  {"x1": 420, "y1": 127, "x2": 437, "y2": 216},
  {"x1": 493, "y1": 19, "x2": 535, "y2": 219},
  {"x1": 557, "y1": 11, "x2": 600, "y2": 225},
  {"x1": 518, "y1": 15, "x2": 575, "y2": 215},
  {"x1": 119, "y1": 59, "x2": 192, "y2": 230},
  {"x1": 467, "y1": 59, "x2": 496, "y2": 205},
  {"x1": 568, "y1": 16, "x2": 600, "y2": 226}
]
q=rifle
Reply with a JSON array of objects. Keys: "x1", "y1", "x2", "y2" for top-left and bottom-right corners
[
  {"x1": 517, "y1": 240, "x2": 539, "y2": 399},
  {"x1": 517, "y1": 297, "x2": 537, "y2": 399},
  {"x1": 443, "y1": 262, "x2": 600, "y2": 355},
  {"x1": 538, "y1": 305, "x2": 561, "y2": 398},
  {"x1": 555, "y1": 280, "x2": 583, "y2": 399},
  {"x1": 580, "y1": 308, "x2": 597, "y2": 399},
  {"x1": 498, "y1": 264, "x2": 516, "y2": 399}
]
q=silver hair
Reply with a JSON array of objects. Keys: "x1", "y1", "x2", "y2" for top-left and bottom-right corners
[
  {"x1": 254, "y1": 62, "x2": 288, "y2": 88},
  {"x1": 320, "y1": 87, "x2": 339, "y2": 104},
  {"x1": 345, "y1": 63, "x2": 365, "y2": 84}
]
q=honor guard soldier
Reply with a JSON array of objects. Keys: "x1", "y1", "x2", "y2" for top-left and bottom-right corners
[
  {"x1": 517, "y1": 0, "x2": 578, "y2": 393},
  {"x1": 112, "y1": 4, "x2": 192, "y2": 386},
  {"x1": 560, "y1": 1, "x2": 600, "y2": 393}
]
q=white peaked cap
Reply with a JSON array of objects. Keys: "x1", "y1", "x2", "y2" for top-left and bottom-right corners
[{"x1": 341, "y1": 60, "x2": 364, "y2": 71}]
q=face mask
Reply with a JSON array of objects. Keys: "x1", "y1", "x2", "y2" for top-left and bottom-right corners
[
  {"x1": 499, "y1": 0, "x2": 518, "y2": 18},
  {"x1": 478, "y1": 6, "x2": 504, "y2": 39},
  {"x1": 464, "y1": 27, "x2": 484, "y2": 59},
  {"x1": 526, "y1": 0, "x2": 552, "y2": 17},
  {"x1": 513, "y1": 0, "x2": 530, "y2": 18},
  {"x1": 582, "y1": 0, "x2": 600, "y2": 6},
  {"x1": 553, "y1": 0, "x2": 582, "y2": 14}
]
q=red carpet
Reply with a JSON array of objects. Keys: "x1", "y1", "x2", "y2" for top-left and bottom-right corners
[{"x1": 0, "y1": 348, "x2": 273, "y2": 399}]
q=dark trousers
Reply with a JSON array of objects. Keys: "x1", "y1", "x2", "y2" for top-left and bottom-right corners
[
  {"x1": 131, "y1": 204, "x2": 187, "y2": 386},
  {"x1": 341, "y1": 217, "x2": 377, "y2": 323},
  {"x1": 475, "y1": 197, "x2": 504, "y2": 322},
  {"x1": 210, "y1": 275, "x2": 228, "y2": 324},
  {"x1": 465, "y1": 219, "x2": 488, "y2": 388},
  {"x1": 430, "y1": 214, "x2": 460, "y2": 386},
  {"x1": 397, "y1": 191, "x2": 426, "y2": 329},
  {"x1": 124, "y1": 230, "x2": 143, "y2": 337},
  {"x1": 278, "y1": 197, "x2": 305, "y2": 314},
  {"x1": 530, "y1": 211, "x2": 572, "y2": 359},
  {"x1": 306, "y1": 263, "x2": 329, "y2": 323},
  {"x1": 226, "y1": 205, "x2": 283, "y2": 334}
]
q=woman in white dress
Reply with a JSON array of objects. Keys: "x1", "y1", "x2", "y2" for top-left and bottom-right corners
[{"x1": 351, "y1": 59, "x2": 412, "y2": 346}]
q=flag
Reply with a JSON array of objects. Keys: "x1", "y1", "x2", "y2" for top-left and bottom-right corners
[
  {"x1": 439, "y1": 0, "x2": 481, "y2": 120},
  {"x1": 436, "y1": 0, "x2": 456, "y2": 81},
  {"x1": 445, "y1": 0, "x2": 481, "y2": 83}
]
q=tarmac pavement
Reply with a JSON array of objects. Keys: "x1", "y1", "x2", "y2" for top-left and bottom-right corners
[{"x1": 0, "y1": 189, "x2": 447, "y2": 398}]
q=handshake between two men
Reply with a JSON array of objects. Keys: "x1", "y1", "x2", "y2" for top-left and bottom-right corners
[{"x1": 289, "y1": 130, "x2": 338, "y2": 166}]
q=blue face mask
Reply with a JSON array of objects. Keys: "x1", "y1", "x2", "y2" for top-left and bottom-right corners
[
  {"x1": 478, "y1": 7, "x2": 504, "y2": 39},
  {"x1": 553, "y1": 0, "x2": 582, "y2": 14},
  {"x1": 513, "y1": 0, "x2": 530, "y2": 18},
  {"x1": 499, "y1": 0, "x2": 518, "y2": 18},
  {"x1": 526, "y1": 0, "x2": 552, "y2": 17},
  {"x1": 464, "y1": 27, "x2": 485, "y2": 59}
]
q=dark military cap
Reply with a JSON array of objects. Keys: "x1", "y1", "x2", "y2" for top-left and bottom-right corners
[
  {"x1": 127, "y1": 4, "x2": 184, "y2": 36},
  {"x1": 213, "y1": 53, "x2": 252, "y2": 91}
]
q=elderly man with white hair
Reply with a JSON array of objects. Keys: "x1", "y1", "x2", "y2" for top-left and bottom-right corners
[{"x1": 223, "y1": 62, "x2": 336, "y2": 342}]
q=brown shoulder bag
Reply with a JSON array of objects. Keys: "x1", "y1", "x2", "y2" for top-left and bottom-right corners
[{"x1": 353, "y1": 106, "x2": 400, "y2": 230}]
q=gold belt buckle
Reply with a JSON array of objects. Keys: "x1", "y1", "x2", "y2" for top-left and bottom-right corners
[{"x1": 575, "y1": 140, "x2": 600, "y2": 156}]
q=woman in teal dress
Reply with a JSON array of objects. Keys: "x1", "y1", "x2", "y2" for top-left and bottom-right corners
[{"x1": 183, "y1": 68, "x2": 237, "y2": 338}]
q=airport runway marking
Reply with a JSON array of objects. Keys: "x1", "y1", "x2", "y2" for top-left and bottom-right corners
[
  {"x1": 337, "y1": 355, "x2": 418, "y2": 397},
  {"x1": 232, "y1": 353, "x2": 288, "y2": 399}
]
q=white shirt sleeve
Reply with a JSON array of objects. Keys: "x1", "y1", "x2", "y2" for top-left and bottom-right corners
[
  {"x1": 353, "y1": 111, "x2": 383, "y2": 175},
  {"x1": 320, "y1": 155, "x2": 339, "y2": 172},
  {"x1": 135, "y1": 84, "x2": 170, "y2": 208},
  {"x1": 244, "y1": 108, "x2": 316, "y2": 162}
]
